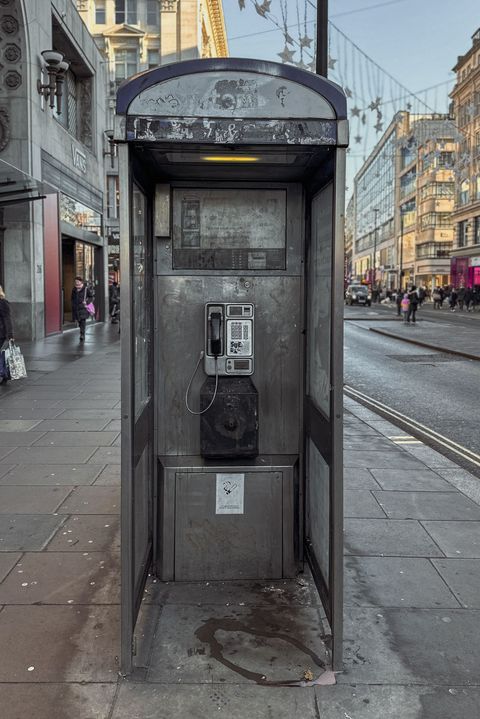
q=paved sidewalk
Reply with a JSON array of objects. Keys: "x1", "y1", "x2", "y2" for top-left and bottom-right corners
[
  {"x1": 0, "y1": 325, "x2": 479, "y2": 717},
  {"x1": 345, "y1": 304, "x2": 480, "y2": 360}
]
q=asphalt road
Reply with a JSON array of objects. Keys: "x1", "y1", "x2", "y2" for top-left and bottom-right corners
[{"x1": 344, "y1": 320, "x2": 480, "y2": 458}]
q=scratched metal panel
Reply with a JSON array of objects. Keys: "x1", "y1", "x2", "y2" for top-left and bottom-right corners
[
  {"x1": 127, "y1": 72, "x2": 335, "y2": 119},
  {"x1": 155, "y1": 275, "x2": 302, "y2": 456},
  {"x1": 156, "y1": 183, "x2": 303, "y2": 277},
  {"x1": 174, "y1": 470, "x2": 283, "y2": 580},
  {"x1": 126, "y1": 117, "x2": 336, "y2": 145}
]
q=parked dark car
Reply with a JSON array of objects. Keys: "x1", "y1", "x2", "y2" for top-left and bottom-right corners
[{"x1": 345, "y1": 284, "x2": 372, "y2": 306}]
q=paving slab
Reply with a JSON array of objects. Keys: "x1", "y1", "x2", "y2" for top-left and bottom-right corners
[
  {"x1": 0, "y1": 515, "x2": 64, "y2": 551},
  {"x1": 0, "y1": 552, "x2": 21, "y2": 582},
  {"x1": 369, "y1": 468, "x2": 455, "y2": 492},
  {"x1": 144, "y1": 576, "x2": 319, "y2": 607},
  {"x1": 0, "y1": 431, "x2": 46, "y2": 446},
  {"x1": 46, "y1": 515, "x2": 120, "y2": 552},
  {"x1": 0, "y1": 683, "x2": 117, "y2": 719},
  {"x1": 345, "y1": 556, "x2": 459, "y2": 608},
  {"x1": 340, "y1": 607, "x2": 480, "y2": 685},
  {"x1": 147, "y1": 604, "x2": 327, "y2": 684},
  {"x1": 344, "y1": 468, "x2": 381, "y2": 490},
  {"x1": 0, "y1": 605, "x2": 120, "y2": 681},
  {"x1": 344, "y1": 490, "x2": 387, "y2": 518},
  {"x1": 0, "y1": 420, "x2": 41, "y2": 431},
  {"x1": 0, "y1": 551, "x2": 120, "y2": 604},
  {"x1": 343, "y1": 424, "x2": 379, "y2": 436},
  {"x1": 0, "y1": 486, "x2": 71, "y2": 513},
  {"x1": 103, "y1": 419, "x2": 121, "y2": 432},
  {"x1": 54, "y1": 399, "x2": 119, "y2": 409},
  {"x1": 400, "y1": 445, "x2": 459, "y2": 468},
  {"x1": 0, "y1": 464, "x2": 102, "y2": 485},
  {"x1": 0, "y1": 446, "x2": 95, "y2": 464},
  {"x1": 432, "y1": 559, "x2": 480, "y2": 608},
  {"x1": 112, "y1": 683, "x2": 317, "y2": 719},
  {"x1": 33, "y1": 431, "x2": 118, "y2": 447},
  {"x1": 87, "y1": 447, "x2": 121, "y2": 464},
  {"x1": 32, "y1": 418, "x2": 110, "y2": 432},
  {"x1": 433, "y1": 468, "x2": 480, "y2": 505},
  {"x1": 422, "y1": 521, "x2": 480, "y2": 558},
  {"x1": 93, "y1": 465, "x2": 120, "y2": 486},
  {"x1": 0, "y1": 408, "x2": 64, "y2": 420},
  {"x1": 316, "y1": 685, "x2": 480, "y2": 719},
  {"x1": 373, "y1": 490, "x2": 480, "y2": 520},
  {"x1": 57, "y1": 409, "x2": 120, "y2": 420},
  {"x1": 0, "y1": 398, "x2": 62, "y2": 408},
  {"x1": 344, "y1": 518, "x2": 444, "y2": 557},
  {"x1": 344, "y1": 450, "x2": 425, "y2": 469},
  {"x1": 344, "y1": 436, "x2": 394, "y2": 450},
  {"x1": 55, "y1": 486, "x2": 120, "y2": 514}
]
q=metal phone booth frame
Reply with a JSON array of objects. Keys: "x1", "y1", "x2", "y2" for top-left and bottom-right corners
[{"x1": 116, "y1": 58, "x2": 348, "y2": 674}]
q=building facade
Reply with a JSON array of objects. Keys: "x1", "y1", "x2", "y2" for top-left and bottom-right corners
[
  {"x1": 77, "y1": 0, "x2": 228, "y2": 283},
  {"x1": 450, "y1": 28, "x2": 480, "y2": 289},
  {"x1": 0, "y1": 0, "x2": 107, "y2": 339},
  {"x1": 352, "y1": 112, "x2": 456, "y2": 293}
]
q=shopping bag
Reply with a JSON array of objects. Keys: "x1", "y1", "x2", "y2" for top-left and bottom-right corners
[
  {"x1": 4, "y1": 341, "x2": 27, "y2": 380},
  {"x1": 85, "y1": 302, "x2": 95, "y2": 316}
]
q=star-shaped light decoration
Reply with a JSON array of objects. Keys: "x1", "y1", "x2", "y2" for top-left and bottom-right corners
[
  {"x1": 328, "y1": 55, "x2": 337, "y2": 70},
  {"x1": 278, "y1": 45, "x2": 296, "y2": 64},
  {"x1": 295, "y1": 59, "x2": 309, "y2": 71},
  {"x1": 354, "y1": 135, "x2": 362, "y2": 144},
  {"x1": 254, "y1": 0, "x2": 271, "y2": 18},
  {"x1": 406, "y1": 102, "x2": 412, "y2": 111},
  {"x1": 350, "y1": 106, "x2": 361, "y2": 117},
  {"x1": 284, "y1": 31, "x2": 295, "y2": 45},
  {"x1": 374, "y1": 121, "x2": 383, "y2": 133},
  {"x1": 238, "y1": 0, "x2": 245, "y2": 8},
  {"x1": 308, "y1": 58, "x2": 317, "y2": 72},
  {"x1": 344, "y1": 87, "x2": 353, "y2": 98},
  {"x1": 300, "y1": 35, "x2": 312, "y2": 48},
  {"x1": 369, "y1": 97, "x2": 381, "y2": 111}
]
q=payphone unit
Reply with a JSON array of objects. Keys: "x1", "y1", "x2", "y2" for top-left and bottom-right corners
[{"x1": 205, "y1": 303, "x2": 254, "y2": 376}]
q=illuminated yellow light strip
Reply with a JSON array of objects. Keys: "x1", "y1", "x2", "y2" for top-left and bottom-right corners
[{"x1": 201, "y1": 155, "x2": 260, "y2": 163}]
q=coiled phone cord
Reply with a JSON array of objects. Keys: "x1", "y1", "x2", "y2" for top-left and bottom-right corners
[{"x1": 185, "y1": 351, "x2": 219, "y2": 415}]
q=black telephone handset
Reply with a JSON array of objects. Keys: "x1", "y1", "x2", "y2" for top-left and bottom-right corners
[{"x1": 210, "y1": 312, "x2": 222, "y2": 357}]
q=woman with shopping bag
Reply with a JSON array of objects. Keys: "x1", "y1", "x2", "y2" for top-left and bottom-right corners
[
  {"x1": 0, "y1": 285, "x2": 14, "y2": 385},
  {"x1": 71, "y1": 276, "x2": 95, "y2": 342}
]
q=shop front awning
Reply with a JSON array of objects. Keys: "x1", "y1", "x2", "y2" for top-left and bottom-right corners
[{"x1": 0, "y1": 158, "x2": 56, "y2": 206}]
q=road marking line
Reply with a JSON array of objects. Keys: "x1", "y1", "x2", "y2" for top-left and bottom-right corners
[{"x1": 345, "y1": 385, "x2": 480, "y2": 469}]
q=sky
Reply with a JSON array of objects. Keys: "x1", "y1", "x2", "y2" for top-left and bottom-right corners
[{"x1": 222, "y1": 0, "x2": 480, "y2": 188}]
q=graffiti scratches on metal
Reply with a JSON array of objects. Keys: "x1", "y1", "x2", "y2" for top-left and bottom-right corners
[{"x1": 125, "y1": 116, "x2": 336, "y2": 145}]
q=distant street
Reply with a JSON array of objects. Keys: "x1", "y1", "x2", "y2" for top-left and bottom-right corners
[{"x1": 344, "y1": 305, "x2": 480, "y2": 459}]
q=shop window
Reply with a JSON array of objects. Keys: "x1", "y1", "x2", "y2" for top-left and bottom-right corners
[
  {"x1": 457, "y1": 220, "x2": 468, "y2": 248},
  {"x1": 459, "y1": 179, "x2": 470, "y2": 206},
  {"x1": 107, "y1": 175, "x2": 120, "y2": 219}
]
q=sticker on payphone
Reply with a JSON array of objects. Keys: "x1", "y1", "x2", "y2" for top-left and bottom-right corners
[
  {"x1": 215, "y1": 473, "x2": 245, "y2": 514},
  {"x1": 227, "y1": 319, "x2": 252, "y2": 356}
]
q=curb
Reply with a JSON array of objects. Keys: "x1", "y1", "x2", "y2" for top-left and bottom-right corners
[{"x1": 368, "y1": 327, "x2": 480, "y2": 362}]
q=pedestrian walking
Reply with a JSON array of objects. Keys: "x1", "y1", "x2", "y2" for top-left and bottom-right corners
[
  {"x1": 432, "y1": 287, "x2": 442, "y2": 310},
  {"x1": 401, "y1": 292, "x2": 410, "y2": 323},
  {"x1": 407, "y1": 286, "x2": 419, "y2": 324},
  {"x1": 449, "y1": 288, "x2": 458, "y2": 312},
  {"x1": 464, "y1": 287, "x2": 473, "y2": 312},
  {"x1": 395, "y1": 289, "x2": 403, "y2": 317},
  {"x1": 0, "y1": 285, "x2": 14, "y2": 385},
  {"x1": 109, "y1": 281, "x2": 120, "y2": 323},
  {"x1": 457, "y1": 286, "x2": 466, "y2": 311},
  {"x1": 417, "y1": 286, "x2": 426, "y2": 306},
  {"x1": 71, "y1": 276, "x2": 94, "y2": 342}
]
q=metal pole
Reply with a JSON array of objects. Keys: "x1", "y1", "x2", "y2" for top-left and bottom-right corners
[
  {"x1": 316, "y1": 0, "x2": 328, "y2": 76},
  {"x1": 373, "y1": 208, "x2": 379, "y2": 292},
  {"x1": 399, "y1": 212, "x2": 404, "y2": 291}
]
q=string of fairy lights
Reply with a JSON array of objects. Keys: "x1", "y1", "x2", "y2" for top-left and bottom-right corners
[{"x1": 232, "y1": 0, "x2": 470, "y2": 198}]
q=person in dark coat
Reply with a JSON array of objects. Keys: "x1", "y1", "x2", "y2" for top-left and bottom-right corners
[
  {"x1": 0, "y1": 285, "x2": 14, "y2": 384},
  {"x1": 71, "y1": 276, "x2": 94, "y2": 342},
  {"x1": 407, "y1": 286, "x2": 419, "y2": 324}
]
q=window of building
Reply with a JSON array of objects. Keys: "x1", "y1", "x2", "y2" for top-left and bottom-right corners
[
  {"x1": 420, "y1": 213, "x2": 452, "y2": 230},
  {"x1": 474, "y1": 216, "x2": 480, "y2": 245},
  {"x1": 147, "y1": 49, "x2": 159, "y2": 68},
  {"x1": 458, "y1": 220, "x2": 468, "y2": 248},
  {"x1": 107, "y1": 175, "x2": 120, "y2": 219},
  {"x1": 438, "y1": 151, "x2": 454, "y2": 168},
  {"x1": 400, "y1": 168, "x2": 417, "y2": 198},
  {"x1": 459, "y1": 179, "x2": 470, "y2": 206},
  {"x1": 115, "y1": 0, "x2": 137, "y2": 24},
  {"x1": 420, "y1": 182, "x2": 455, "y2": 201},
  {"x1": 57, "y1": 68, "x2": 78, "y2": 136},
  {"x1": 95, "y1": 0, "x2": 106, "y2": 23},
  {"x1": 401, "y1": 144, "x2": 416, "y2": 169},
  {"x1": 115, "y1": 48, "x2": 138, "y2": 85},
  {"x1": 147, "y1": 0, "x2": 159, "y2": 25}
]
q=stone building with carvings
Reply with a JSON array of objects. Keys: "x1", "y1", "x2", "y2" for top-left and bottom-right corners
[
  {"x1": 76, "y1": 0, "x2": 228, "y2": 281},
  {"x1": 0, "y1": 0, "x2": 107, "y2": 339}
]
